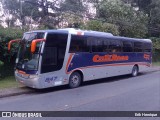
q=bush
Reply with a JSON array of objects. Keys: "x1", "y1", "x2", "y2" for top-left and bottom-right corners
[
  {"x1": 152, "y1": 49, "x2": 160, "y2": 63},
  {"x1": 0, "y1": 27, "x2": 23, "y2": 79},
  {"x1": 0, "y1": 63, "x2": 14, "y2": 80},
  {"x1": 149, "y1": 37, "x2": 160, "y2": 62},
  {"x1": 0, "y1": 27, "x2": 23, "y2": 64}
]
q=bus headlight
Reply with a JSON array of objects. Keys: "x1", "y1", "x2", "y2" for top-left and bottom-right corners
[{"x1": 29, "y1": 75, "x2": 38, "y2": 79}]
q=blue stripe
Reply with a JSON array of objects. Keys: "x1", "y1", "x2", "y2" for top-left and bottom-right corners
[{"x1": 68, "y1": 52, "x2": 151, "y2": 72}]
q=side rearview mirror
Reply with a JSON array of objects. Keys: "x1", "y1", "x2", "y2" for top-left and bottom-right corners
[
  {"x1": 31, "y1": 39, "x2": 46, "y2": 53},
  {"x1": 8, "y1": 39, "x2": 21, "y2": 51}
]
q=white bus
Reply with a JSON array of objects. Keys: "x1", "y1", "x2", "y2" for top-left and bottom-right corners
[{"x1": 8, "y1": 28, "x2": 152, "y2": 89}]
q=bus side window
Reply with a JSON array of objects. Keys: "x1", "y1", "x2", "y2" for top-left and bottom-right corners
[
  {"x1": 134, "y1": 42, "x2": 143, "y2": 52},
  {"x1": 109, "y1": 40, "x2": 122, "y2": 53},
  {"x1": 123, "y1": 41, "x2": 133, "y2": 52},
  {"x1": 69, "y1": 35, "x2": 89, "y2": 53},
  {"x1": 91, "y1": 38, "x2": 103, "y2": 52},
  {"x1": 103, "y1": 40, "x2": 109, "y2": 52}
]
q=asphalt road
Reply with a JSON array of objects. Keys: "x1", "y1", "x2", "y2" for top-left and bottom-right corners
[{"x1": 0, "y1": 71, "x2": 159, "y2": 120}]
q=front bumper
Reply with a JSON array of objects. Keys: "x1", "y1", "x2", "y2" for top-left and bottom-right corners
[{"x1": 15, "y1": 72, "x2": 42, "y2": 89}]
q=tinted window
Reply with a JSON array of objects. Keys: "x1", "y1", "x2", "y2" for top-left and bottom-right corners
[
  {"x1": 103, "y1": 39, "x2": 109, "y2": 52},
  {"x1": 43, "y1": 47, "x2": 57, "y2": 65},
  {"x1": 143, "y1": 43, "x2": 152, "y2": 52},
  {"x1": 41, "y1": 33, "x2": 68, "y2": 73},
  {"x1": 134, "y1": 42, "x2": 143, "y2": 52},
  {"x1": 92, "y1": 38, "x2": 103, "y2": 52},
  {"x1": 36, "y1": 33, "x2": 45, "y2": 39},
  {"x1": 23, "y1": 32, "x2": 44, "y2": 41},
  {"x1": 109, "y1": 40, "x2": 122, "y2": 52},
  {"x1": 69, "y1": 35, "x2": 89, "y2": 52},
  {"x1": 123, "y1": 41, "x2": 133, "y2": 52}
]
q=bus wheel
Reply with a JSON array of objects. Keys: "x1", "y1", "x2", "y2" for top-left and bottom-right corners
[
  {"x1": 69, "y1": 72, "x2": 82, "y2": 88},
  {"x1": 131, "y1": 65, "x2": 138, "y2": 77}
]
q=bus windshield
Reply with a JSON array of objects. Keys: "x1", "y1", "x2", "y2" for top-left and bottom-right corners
[{"x1": 16, "y1": 32, "x2": 45, "y2": 71}]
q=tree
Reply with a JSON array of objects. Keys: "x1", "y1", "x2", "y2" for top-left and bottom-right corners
[
  {"x1": 102, "y1": 23, "x2": 119, "y2": 35},
  {"x1": 98, "y1": 0, "x2": 148, "y2": 38},
  {"x1": 133, "y1": 0, "x2": 151, "y2": 13},
  {"x1": 120, "y1": 0, "x2": 160, "y2": 37},
  {"x1": 60, "y1": 0, "x2": 85, "y2": 14},
  {"x1": 82, "y1": 20, "x2": 119, "y2": 35},
  {"x1": 82, "y1": 20, "x2": 103, "y2": 31},
  {"x1": 1, "y1": 0, "x2": 64, "y2": 29},
  {"x1": 147, "y1": 0, "x2": 160, "y2": 37},
  {"x1": 59, "y1": 0, "x2": 86, "y2": 28},
  {"x1": 2, "y1": 0, "x2": 39, "y2": 29},
  {"x1": 60, "y1": 13, "x2": 84, "y2": 28}
]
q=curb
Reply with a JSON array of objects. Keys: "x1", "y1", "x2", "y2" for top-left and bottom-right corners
[
  {"x1": 147, "y1": 66, "x2": 160, "y2": 72},
  {"x1": 0, "y1": 67, "x2": 159, "y2": 98},
  {"x1": 0, "y1": 87, "x2": 34, "y2": 98}
]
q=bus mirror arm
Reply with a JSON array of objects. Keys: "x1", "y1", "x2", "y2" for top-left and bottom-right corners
[
  {"x1": 8, "y1": 39, "x2": 21, "y2": 51},
  {"x1": 31, "y1": 39, "x2": 46, "y2": 53}
]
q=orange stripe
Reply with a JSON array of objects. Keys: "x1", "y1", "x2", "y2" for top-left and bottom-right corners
[
  {"x1": 18, "y1": 70, "x2": 26, "y2": 74},
  {"x1": 18, "y1": 70, "x2": 30, "y2": 76},
  {"x1": 66, "y1": 53, "x2": 74, "y2": 74}
]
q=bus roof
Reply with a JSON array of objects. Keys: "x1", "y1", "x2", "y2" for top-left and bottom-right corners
[
  {"x1": 112, "y1": 36, "x2": 152, "y2": 43},
  {"x1": 59, "y1": 28, "x2": 114, "y2": 36},
  {"x1": 25, "y1": 28, "x2": 113, "y2": 36},
  {"x1": 25, "y1": 28, "x2": 152, "y2": 43}
]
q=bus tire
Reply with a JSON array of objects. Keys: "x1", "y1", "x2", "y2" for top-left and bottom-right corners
[
  {"x1": 69, "y1": 72, "x2": 82, "y2": 88},
  {"x1": 131, "y1": 65, "x2": 138, "y2": 77}
]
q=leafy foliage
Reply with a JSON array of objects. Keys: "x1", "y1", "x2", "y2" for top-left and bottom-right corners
[
  {"x1": 0, "y1": 27, "x2": 23, "y2": 64},
  {"x1": 150, "y1": 37, "x2": 160, "y2": 50},
  {"x1": 2, "y1": 0, "x2": 63, "y2": 29},
  {"x1": 60, "y1": 0, "x2": 85, "y2": 14},
  {"x1": 0, "y1": 27, "x2": 23, "y2": 79},
  {"x1": 82, "y1": 20, "x2": 103, "y2": 31},
  {"x1": 98, "y1": 0, "x2": 148, "y2": 38},
  {"x1": 82, "y1": 20, "x2": 119, "y2": 35}
]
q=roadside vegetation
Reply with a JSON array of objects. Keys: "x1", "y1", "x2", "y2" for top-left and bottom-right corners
[{"x1": 0, "y1": 76, "x2": 18, "y2": 89}]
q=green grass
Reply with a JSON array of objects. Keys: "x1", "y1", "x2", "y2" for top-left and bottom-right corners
[
  {"x1": 152, "y1": 62, "x2": 160, "y2": 66},
  {"x1": 0, "y1": 76, "x2": 18, "y2": 89}
]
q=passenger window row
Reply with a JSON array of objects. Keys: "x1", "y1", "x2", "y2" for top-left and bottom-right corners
[{"x1": 69, "y1": 35, "x2": 152, "y2": 53}]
